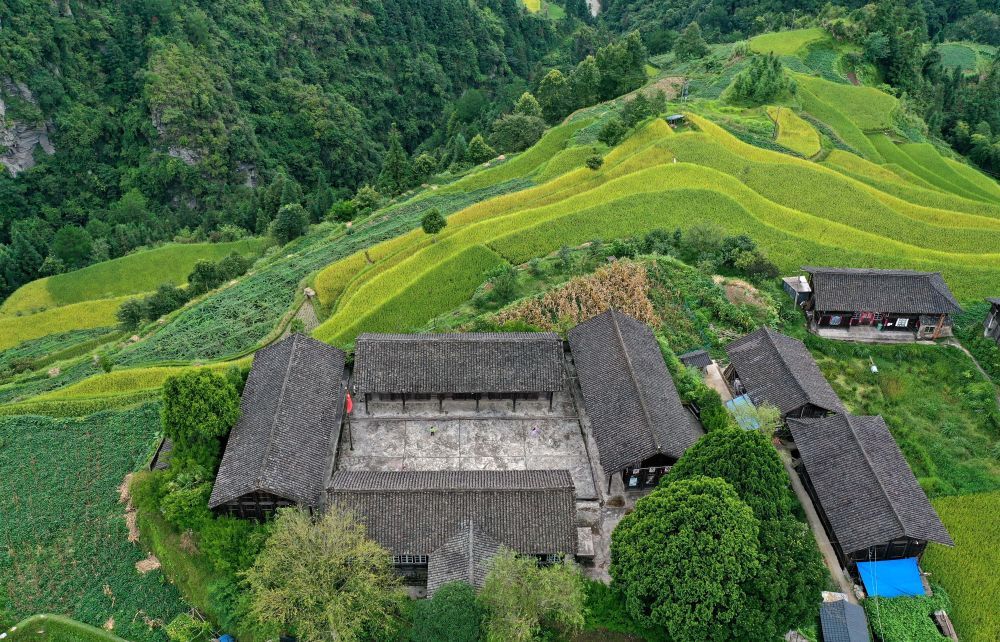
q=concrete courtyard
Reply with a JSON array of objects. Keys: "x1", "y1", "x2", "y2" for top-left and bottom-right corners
[{"x1": 338, "y1": 395, "x2": 598, "y2": 500}]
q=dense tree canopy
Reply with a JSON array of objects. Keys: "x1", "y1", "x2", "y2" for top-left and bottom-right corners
[
  {"x1": 410, "y1": 582, "x2": 484, "y2": 642},
  {"x1": 161, "y1": 369, "x2": 241, "y2": 471},
  {"x1": 610, "y1": 476, "x2": 761, "y2": 641},
  {"x1": 0, "y1": 0, "x2": 565, "y2": 297},
  {"x1": 243, "y1": 507, "x2": 407, "y2": 641}
]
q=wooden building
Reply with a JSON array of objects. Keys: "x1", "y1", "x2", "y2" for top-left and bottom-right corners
[
  {"x1": 569, "y1": 310, "x2": 703, "y2": 490},
  {"x1": 787, "y1": 414, "x2": 953, "y2": 567},
  {"x1": 327, "y1": 470, "x2": 577, "y2": 590},
  {"x1": 801, "y1": 267, "x2": 962, "y2": 339},
  {"x1": 352, "y1": 332, "x2": 564, "y2": 411},
  {"x1": 724, "y1": 327, "x2": 845, "y2": 419},
  {"x1": 985, "y1": 297, "x2": 1000, "y2": 345},
  {"x1": 209, "y1": 334, "x2": 347, "y2": 521}
]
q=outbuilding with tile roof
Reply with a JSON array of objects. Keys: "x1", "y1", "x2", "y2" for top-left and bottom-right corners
[
  {"x1": 209, "y1": 334, "x2": 347, "y2": 520},
  {"x1": 802, "y1": 267, "x2": 962, "y2": 340},
  {"x1": 724, "y1": 327, "x2": 845, "y2": 419},
  {"x1": 820, "y1": 599, "x2": 870, "y2": 642},
  {"x1": 568, "y1": 310, "x2": 703, "y2": 490},
  {"x1": 787, "y1": 413, "x2": 953, "y2": 564}
]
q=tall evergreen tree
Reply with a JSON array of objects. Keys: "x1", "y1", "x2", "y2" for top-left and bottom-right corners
[{"x1": 377, "y1": 124, "x2": 413, "y2": 195}]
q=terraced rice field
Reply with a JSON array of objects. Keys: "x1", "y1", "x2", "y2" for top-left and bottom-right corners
[
  {"x1": 311, "y1": 116, "x2": 1000, "y2": 347},
  {"x1": 0, "y1": 296, "x2": 130, "y2": 351},
  {"x1": 766, "y1": 106, "x2": 821, "y2": 157},
  {"x1": 0, "y1": 239, "x2": 264, "y2": 317},
  {"x1": 749, "y1": 28, "x2": 827, "y2": 56}
]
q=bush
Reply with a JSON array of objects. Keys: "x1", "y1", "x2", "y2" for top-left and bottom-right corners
[
  {"x1": 160, "y1": 473, "x2": 213, "y2": 532},
  {"x1": 467, "y1": 134, "x2": 497, "y2": 164},
  {"x1": 199, "y1": 516, "x2": 268, "y2": 574},
  {"x1": 491, "y1": 113, "x2": 546, "y2": 153},
  {"x1": 421, "y1": 208, "x2": 447, "y2": 236},
  {"x1": 165, "y1": 612, "x2": 212, "y2": 642},
  {"x1": 271, "y1": 203, "x2": 309, "y2": 244},
  {"x1": 327, "y1": 199, "x2": 358, "y2": 223},
  {"x1": 410, "y1": 581, "x2": 484, "y2": 642},
  {"x1": 161, "y1": 369, "x2": 241, "y2": 471},
  {"x1": 586, "y1": 154, "x2": 604, "y2": 170},
  {"x1": 598, "y1": 116, "x2": 628, "y2": 146}
]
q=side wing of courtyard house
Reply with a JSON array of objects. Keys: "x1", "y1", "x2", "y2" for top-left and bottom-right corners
[
  {"x1": 208, "y1": 333, "x2": 347, "y2": 521},
  {"x1": 568, "y1": 309, "x2": 703, "y2": 492},
  {"x1": 798, "y1": 267, "x2": 962, "y2": 342}
]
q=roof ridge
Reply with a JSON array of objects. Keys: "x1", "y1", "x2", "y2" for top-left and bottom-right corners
[
  {"x1": 608, "y1": 310, "x2": 662, "y2": 452},
  {"x1": 844, "y1": 414, "x2": 908, "y2": 541},
  {"x1": 467, "y1": 521, "x2": 475, "y2": 586},
  {"x1": 256, "y1": 334, "x2": 300, "y2": 489},
  {"x1": 762, "y1": 327, "x2": 812, "y2": 410}
]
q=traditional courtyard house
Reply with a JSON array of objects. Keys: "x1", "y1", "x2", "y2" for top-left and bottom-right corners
[
  {"x1": 327, "y1": 470, "x2": 577, "y2": 591},
  {"x1": 985, "y1": 297, "x2": 1000, "y2": 345},
  {"x1": 352, "y1": 332, "x2": 564, "y2": 412},
  {"x1": 209, "y1": 334, "x2": 347, "y2": 521},
  {"x1": 724, "y1": 327, "x2": 845, "y2": 419},
  {"x1": 801, "y1": 267, "x2": 962, "y2": 340},
  {"x1": 568, "y1": 310, "x2": 703, "y2": 491},
  {"x1": 787, "y1": 414, "x2": 953, "y2": 568}
]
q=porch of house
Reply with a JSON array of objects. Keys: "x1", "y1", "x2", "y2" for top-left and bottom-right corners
[{"x1": 811, "y1": 324, "x2": 921, "y2": 344}]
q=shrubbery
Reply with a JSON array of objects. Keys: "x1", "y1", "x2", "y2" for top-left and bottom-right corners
[
  {"x1": 725, "y1": 53, "x2": 792, "y2": 105},
  {"x1": 410, "y1": 582, "x2": 484, "y2": 642}
]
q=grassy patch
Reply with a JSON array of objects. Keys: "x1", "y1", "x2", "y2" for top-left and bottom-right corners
[
  {"x1": 0, "y1": 240, "x2": 265, "y2": 317},
  {"x1": 749, "y1": 28, "x2": 827, "y2": 56},
  {"x1": 0, "y1": 297, "x2": 130, "y2": 351},
  {"x1": 795, "y1": 74, "x2": 898, "y2": 131},
  {"x1": 807, "y1": 339, "x2": 1000, "y2": 497},
  {"x1": 922, "y1": 491, "x2": 1000, "y2": 642},
  {"x1": 796, "y1": 82, "x2": 884, "y2": 160},
  {"x1": 0, "y1": 404, "x2": 186, "y2": 641},
  {"x1": 953, "y1": 302, "x2": 1000, "y2": 386},
  {"x1": 767, "y1": 106, "x2": 821, "y2": 157},
  {"x1": 5, "y1": 614, "x2": 132, "y2": 642}
]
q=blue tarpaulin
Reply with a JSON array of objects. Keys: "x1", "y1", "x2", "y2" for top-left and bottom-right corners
[
  {"x1": 725, "y1": 394, "x2": 761, "y2": 431},
  {"x1": 857, "y1": 558, "x2": 926, "y2": 598}
]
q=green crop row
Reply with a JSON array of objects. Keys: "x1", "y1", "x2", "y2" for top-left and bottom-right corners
[
  {"x1": 661, "y1": 122, "x2": 1000, "y2": 251},
  {"x1": 318, "y1": 245, "x2": 505, "y2": 345},
  {"x1": 749, "y1": 27, "x2": 827, "y2": 56},
  {"x1": 0, "y1": 389, "x2": 160, "y2": 417},
  {"x1": 901, "y1": 142, "x2": 1000, "y2": 203},
  {"x1": 1, "y1": 239, "x2": 265, "y2": 317},
  {"x1": 795, "y1": 74, "x2": 898, "y2": 131},
  {"x1": 823, "y1": 151, "x2": 1000, "y2": 218},
  {"x1": 868, "y1": 134, "x2": 993, "y2": 202},
  {"x1": 921, "y1": 491, "x2": 1000, "y2": 642},
  {"x1": 440, "y1": 118, "x2": 591, "y2": 193},
  {"x1": 30, "y1": 357, "x2": 252, "y2": 401},
  {"x1": 0, "y1": 404, "x2": 186, "y2": 640},
  {"x1": 797, "y1": 83, "x2": 883, "y2": 160},
  {"x1": 0, "y1": 327, "x2": 115, "y2": 375},
  {"x1": 766, "y1": 106, "x2": 821, "y2": 157},
  {"x1": 0, "y1": 296, "x2": 130, "y2": 351},
  {"x1": 535, "y1": 144, "x2": 603, "y2": 183},
  {"x1": 315, "y1": 117, "x2": 1000, "y2": 346}
]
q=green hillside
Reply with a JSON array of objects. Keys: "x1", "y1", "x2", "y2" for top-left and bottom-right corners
[{"x1": 1, "y1": 240, "x2": 265, "y2": 317}]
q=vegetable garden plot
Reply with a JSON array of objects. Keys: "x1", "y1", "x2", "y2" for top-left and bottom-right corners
[{"x1": 0, "y1": 404, "x2": 186, "y2": 641}]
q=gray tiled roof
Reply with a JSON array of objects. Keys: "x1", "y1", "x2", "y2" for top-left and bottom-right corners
[
  {"x1": 327, "y1": 470, "x2": 577, "y2": 556},
  {"x1": 209, "y1": 334, "x2": 346, "y2": 509},
  {"x1": 803, "y1": 267, "x2": 961, "y2": 315},
  {"x1": 568, "y1": 310, "x2": 703, "y2": 476},
  {"x1": 353, "y1": 332, "x2": 564, "y2": 394},
  {"x1": 726, "y1": 327, "x2": 845, "y2": 417},
  {"x1": 988, "y1": 297, "x2": 1000, "y2": 305},
  {"x1": 426, "y1": 521, "x2": 503, "y2": 596},
  {"x1": 788, "y1": 414, "x2": 953, "y2": 554},
  {"x1": 679, "y1": 349, "x2": 713, "y2": 369},
  {"x1": 820, "y1": 600, "x2": 870, "y2": 642}
]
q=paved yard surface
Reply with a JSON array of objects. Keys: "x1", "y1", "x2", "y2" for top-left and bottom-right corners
[{"x1": 339, "y1": 406, "x2": 598, "y2": 500}]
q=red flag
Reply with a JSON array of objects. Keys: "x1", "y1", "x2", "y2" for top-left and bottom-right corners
[{"x1": 345, "y1": 392, "x2": 354, "y2": 414}]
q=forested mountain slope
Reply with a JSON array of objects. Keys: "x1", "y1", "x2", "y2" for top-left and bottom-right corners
[{"x1": 0, "y1": 0, "x2": 559, "y2": 296}]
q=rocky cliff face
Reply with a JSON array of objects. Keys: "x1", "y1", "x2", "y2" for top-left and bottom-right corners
[{"x1": 0, "y1": 78, "x2": 55, "y2": 176}]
